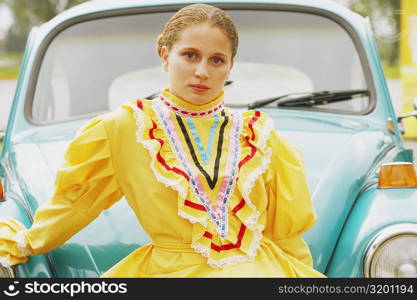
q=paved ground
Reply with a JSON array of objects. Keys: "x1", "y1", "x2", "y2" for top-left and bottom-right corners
[{"x1": 1, "y1": 78, "x2": 416, "y2": 161}]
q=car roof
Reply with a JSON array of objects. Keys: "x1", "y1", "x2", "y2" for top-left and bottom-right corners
[
  {"x1": 61, "y1": 0, "x2": 351, "y2": 14},
  {"x1": 41, "y1": 0, "x2": 365, "y2": 31}
]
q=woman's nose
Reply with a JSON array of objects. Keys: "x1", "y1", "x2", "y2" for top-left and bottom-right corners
[{"x1": 194, "y1": 61, "x2": 209, "y2": 80}]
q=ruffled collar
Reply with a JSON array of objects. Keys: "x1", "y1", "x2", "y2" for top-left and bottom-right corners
[{"x1": 159, "y1": 88, "x2": 224, "y2": 118}]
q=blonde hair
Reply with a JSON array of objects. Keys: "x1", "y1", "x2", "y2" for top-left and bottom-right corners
[{"x1": 157, "y1": 4, "x2": 238, "y2": 61}]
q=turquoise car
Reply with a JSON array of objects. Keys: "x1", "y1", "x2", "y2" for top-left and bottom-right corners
[{"x1": 1, "y1": 0, "x2": 417, "y2": 278}]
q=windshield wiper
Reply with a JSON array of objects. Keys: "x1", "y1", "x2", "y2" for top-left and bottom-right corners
[{"x1": 247, "y1": 89, "x2": 370, "y2": 109}]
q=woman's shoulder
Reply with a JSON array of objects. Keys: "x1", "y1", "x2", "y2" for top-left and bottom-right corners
[
  {"x1": 236, "y1": 108, "x2": 303, "y2": 161},
  {"x1": 239, "y1": 108, "x2": 272, "y2": 120},
  {"x1": 236, "y1": 108, "x2": 275, "y2": 152},
  {"x1": 239, "y1": 109, "x2": 275, "y2": 134},
  {"x1": 101, "y1": 98, "x2": 155, "y2": 126},
  {"x1": 74, "y1": 99, "x2": 147, "y2": 139}
]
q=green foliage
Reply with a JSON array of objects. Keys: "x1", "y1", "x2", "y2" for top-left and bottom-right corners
[
  {"x1": 0, "y1": 53, "x2": 22, "y2": 79},
  {"x1": 0, "y1": 0, "x2": 89, "y2": 52},
  {"x1": 349, "y1": 0, "x2": 400, "y2": 66},
  {"x1": 0, "y1": 66, "x2": 19, "y2": 79},
  {"x1": 0, "y1": 0, "x2": 402, "y2": 77},
  {"x1": 382, "y1": 63, "x2": 400, "y2": 79}
]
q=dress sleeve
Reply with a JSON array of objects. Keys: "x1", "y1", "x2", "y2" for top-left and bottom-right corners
[
  {"x1": 0, "y1": 116, "x2": 123, "y2": 267},
  {"x1": 263, "y1": 129, "x2": 317, "y2": 267}
]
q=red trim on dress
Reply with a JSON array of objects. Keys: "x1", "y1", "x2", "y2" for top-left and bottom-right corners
[
  {"x1": 202, "y1": 224, "x2": 247, "y2": 252},
  {"x1": 239, "y1": 111, "x2": 260, "y2": 168},
  {"x1": 204, "y1": 231, "x2": 213, "y2": 239},
  {"x1": 137, "y1": 99, "x2": 143, "y2": 110},
  {"x1": 159, "y1": 96, "x2": 224, "y2": 118},
  {"x1": 249, "y1": 111, "x2": 261, "y2": 141},
  {"x1": 232, "y1": 198, "x2": 246, "y2": 214},
  {"x1": 184, "y1": 200, "x2": 206, "y2": 211},
  {"x1": 148, "y1": 119, "x2": 190, "y2": 181}
]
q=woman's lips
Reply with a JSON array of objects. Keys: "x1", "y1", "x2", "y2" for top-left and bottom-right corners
[{"x1": 189, "y1": 84, "x2": 210, "y2": 93}]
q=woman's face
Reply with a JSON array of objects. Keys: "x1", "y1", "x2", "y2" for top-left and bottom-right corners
[{"x1": 160, "y1": 23, "x2": 233, "y2": 105}]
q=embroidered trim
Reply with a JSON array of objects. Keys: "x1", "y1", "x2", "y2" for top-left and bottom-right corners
[
  {"x1": 242, "y1": 147, "x2": 272, "y2": 230},
  {"x1": 176, "y1": 114, "x2": 226, "y2": 189},
  {"x1": 201, "y1": 224, "x2": 245, "y2": 253},
  {"x1": 192, "y1": 229, "x2": 263, "y2": 268},
  {"x1": 185, "y1": 115, "x2": 220, "y2": 164},
  {"x1": 130, "y1": 101, "x2": 187, "y2": 198},
  {"x1": 159, "y1": 96, "x2": 224, "y2": 118},
  {"x1": 238, "y1": 112, "x2": 274, "y2": 230},
  {"x1": 219, "y1": 110, "x2": 242, "y2": 237},
  {"x1": 153, "y1": 100, "x2": 243, "y2": 238},
  {"x1": 16, "y1": 230, "x2": 32, "y2": 257},
  {"x1": 129, "y1": 100, "x2": 274, "y2": 269}
]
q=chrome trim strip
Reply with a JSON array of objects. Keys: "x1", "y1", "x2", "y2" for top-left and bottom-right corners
[
  {"x1": 382, "y1": 161, "x2": 414, "y2": 166},
  {"x1": 0, "y1": 152, "x2": 57, "y2": 277},
  {"x1": 1, "y1": 152, "x2": 34, "y2": 222},
  {"x1": 364, "y1": 223, "x2": 417, "y2": 278},
  {"x1": 354, "y1": 145, "x2": 400, "y2": 197},
  {"x1": 371, "y1": 145, "x2": 400, "y2": 177}
]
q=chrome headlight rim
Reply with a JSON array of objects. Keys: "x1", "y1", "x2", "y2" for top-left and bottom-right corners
[{"x1": 364, "y1": 223, "x2": 417, "y2": 278}]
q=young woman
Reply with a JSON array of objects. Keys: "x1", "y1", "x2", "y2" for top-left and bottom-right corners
[{"x1": 0, "y1": 4, "x2": 324, "y2": 277}]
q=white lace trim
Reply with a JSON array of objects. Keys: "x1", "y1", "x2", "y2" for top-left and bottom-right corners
[
  {"x1": 129, "y1": 101, "x2": 269, "y2": 269},
  {"x1": 191, "y1": 229, "x2": 263, "y2": 268},
  {"x1": 130, "y1": 102, "x2": 187, "y2": 198},
  {"x1": 0, "y1": 231, "x2": 32, "y2": 268},
  {"x1": 241, "y1": 147, "x2": 272, "y2": 230},
  {"x1": 191, "y1": 241, "x2": 210, "y2": 258},
  {"x1": 16, "y1": 230, "x2": 32, "y2": 257},
  {"x1": 0, "y1": 256, "x2": 12, "y2": 268},
  {"x1": 159, "y1": 96, "x2": 224, "y2": 118},
  {"x1": 153, "y1": 101, "x2": 243, "y2": 238},
  {"x1": 178, "y1": 210, "x2": 207, "y2": 227},
  {"x1": 258, "y1": 116, "x2": 274, "y2": 152},
  {"x1": 0, "y1": 216, "x2": 15, "y2": 223}
]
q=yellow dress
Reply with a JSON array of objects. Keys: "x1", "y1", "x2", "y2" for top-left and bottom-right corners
[{"x1": 0, "y1": 88, "x2": 324, "y2": 277}]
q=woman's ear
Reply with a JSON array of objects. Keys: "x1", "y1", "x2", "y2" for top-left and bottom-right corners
[{"x1": 160, "y1": 46, "x2": 169, "y2": 72}]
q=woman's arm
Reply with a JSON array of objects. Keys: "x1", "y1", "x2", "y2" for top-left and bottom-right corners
[
  {"x1": 263, "y1": 129, "x2": 317, "y2": 267},
  {"x1": 0, "y1": 115, "x2": 123, "y2": 266}
]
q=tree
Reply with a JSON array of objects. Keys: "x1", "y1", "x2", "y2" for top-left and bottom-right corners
[
  {"x1": 0, "y1": 0, "x2": 88, "y2": 52},
  {"x1": 349, "y1": 0, "x2": 400, "y2": 66}
]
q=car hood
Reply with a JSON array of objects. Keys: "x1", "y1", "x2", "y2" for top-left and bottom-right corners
[{"x1": 10, "y1": 113, "x2": 393, "y2": 275}]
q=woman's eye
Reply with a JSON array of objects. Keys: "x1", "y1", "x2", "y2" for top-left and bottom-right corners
[
  {"x1": 212, "y1": 57, "x2": 224, "y2": 64},
  {"x1": 184, "y1": 52, "x2": 196, "y2": 59}
]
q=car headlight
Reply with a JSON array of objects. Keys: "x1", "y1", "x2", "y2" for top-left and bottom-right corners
[{"x1": 364, "y1": 223, "x2": 417, "y2": 278}]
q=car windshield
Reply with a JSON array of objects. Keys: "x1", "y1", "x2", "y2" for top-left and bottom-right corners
[{"x1": 32, "y1": 9, "x2": 369, "y2": 123}]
